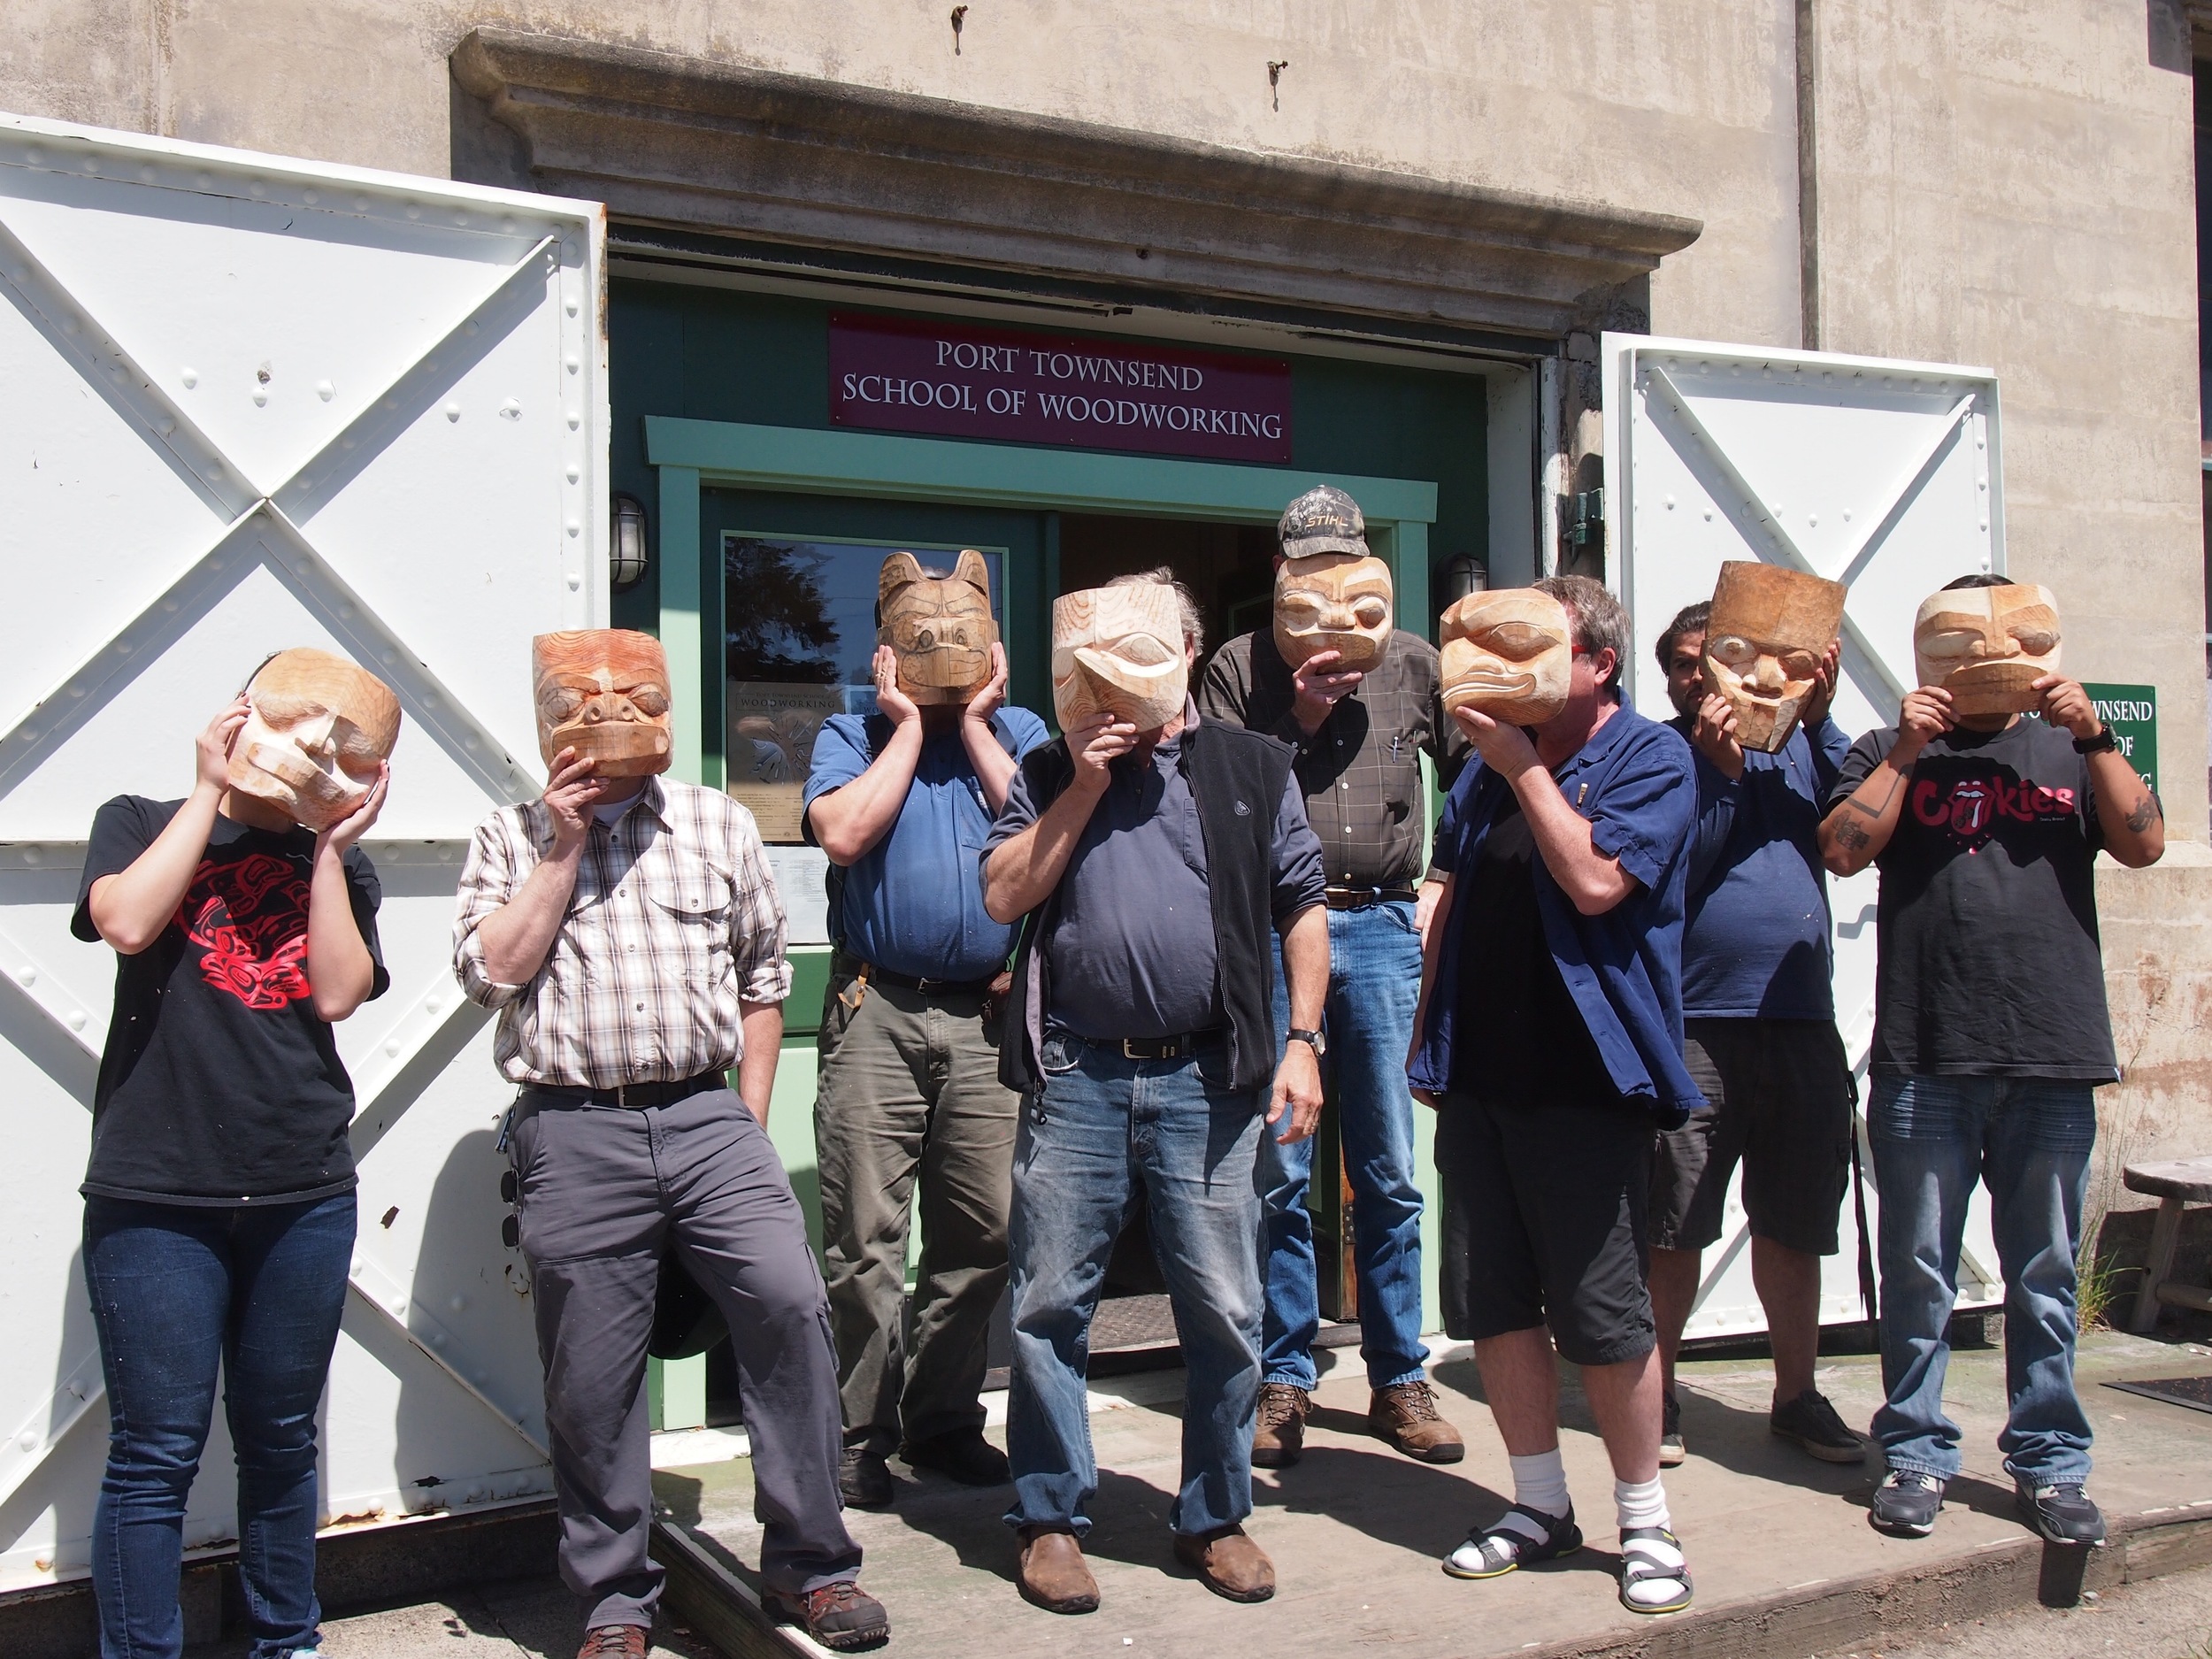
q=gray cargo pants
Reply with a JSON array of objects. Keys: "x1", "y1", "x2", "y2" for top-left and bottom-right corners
[
  {"x1": 815, "y1": 972, "x2": 1016, "y2": 1458},
  {"x1": 511, "y1": 1086, "x2": 859, "y2": 1630}
]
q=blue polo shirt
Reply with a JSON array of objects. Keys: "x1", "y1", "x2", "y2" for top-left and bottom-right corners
[
  {"x1": 803, "y1": 708, "x2": 1050, "y2": 982},
  {"x1": 1674, "y1": 715, "x2": 1848, "y2": 1019},
  {"x1": 1409, "y1": 703, "x2": 1704, "y2": 1125}
]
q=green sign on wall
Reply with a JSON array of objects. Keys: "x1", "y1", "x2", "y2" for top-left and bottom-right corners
[{"x1": 2081, "y1": 682, "x2": 2158, "y2": 797}]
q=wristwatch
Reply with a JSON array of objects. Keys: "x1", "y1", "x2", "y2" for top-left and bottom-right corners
[
  {"x1": 2072, "y1": 724, "x2": 2118, "y2": 755},
  {"x1": 1286, "y1": 1028, "x2": 1327, "y2": 1057}
]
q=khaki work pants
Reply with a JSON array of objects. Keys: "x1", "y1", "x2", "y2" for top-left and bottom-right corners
[{"x1": 815, "y1": 971, "x2": 1018, "y2": 1458}]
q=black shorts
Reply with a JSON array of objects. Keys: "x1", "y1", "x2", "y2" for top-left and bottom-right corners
[
  {"x1": 1434, "y1": 1092, "x2": 1656, "y2": 1367},
  {"x1": 1648, "y1": 1018, "x2": 1855, "y2": 1257}
]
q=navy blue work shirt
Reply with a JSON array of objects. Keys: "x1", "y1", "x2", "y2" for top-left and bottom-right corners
[
  {"x1": 1409, "y1": 702, "x2": 1705, "y2": 1125},
  {"x1": 803, "y1": 707, "x2": 1051, "y2": 982},
  {"x1": 1674, "y1": 715, "x2": 1848, "y2": 1019}
]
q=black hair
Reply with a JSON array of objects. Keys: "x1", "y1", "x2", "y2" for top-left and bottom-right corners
[
  {"x1": 1941, "y1": 572, "x2": 2015, "y2": 591},
  {"x1": 1654, "y1": 601, "x2": 1711, "y2": 675}
]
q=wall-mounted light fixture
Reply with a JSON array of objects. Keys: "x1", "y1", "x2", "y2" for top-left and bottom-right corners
[
  {"x1": 611, "y1": 494, "x2": 649, "y2": 591},
  {"x1": 1439, "y1": 554, "x2": 1489, "y2": 604}
]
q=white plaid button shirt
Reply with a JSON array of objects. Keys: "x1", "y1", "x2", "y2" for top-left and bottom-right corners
[{"x1": 452, "y1": 776, "x2": 792, "y2": 1090}]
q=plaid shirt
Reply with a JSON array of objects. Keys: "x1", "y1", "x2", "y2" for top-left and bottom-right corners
[
  {"x1": 452, "y1": 777, "x2": 791, "y2": 1089},
  {"x1": 1198, "y1": 627, "x2": 1468, "y2": 890}
]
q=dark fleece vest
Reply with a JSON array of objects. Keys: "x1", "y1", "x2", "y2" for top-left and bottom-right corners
[{"x1": 998, "y1": 718, "x2": 1296, "y2": 1096}]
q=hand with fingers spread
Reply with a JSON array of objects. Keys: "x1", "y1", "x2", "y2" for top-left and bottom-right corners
[
  {"x1": 963, "y1": 641, "x2": 1010, "y2": 731},
  {"x1": 318, "y1": 762, "x2": 388, "y2": 856}
]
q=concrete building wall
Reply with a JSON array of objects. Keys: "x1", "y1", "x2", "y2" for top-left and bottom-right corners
[{"x1": 4, "y1": 2, "x2": 2208, "y2": 1188}]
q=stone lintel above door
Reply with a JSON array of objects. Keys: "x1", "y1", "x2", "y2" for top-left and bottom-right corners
[{"x1": 450, "y1": 27, "x2": 1700, "y2": 342}]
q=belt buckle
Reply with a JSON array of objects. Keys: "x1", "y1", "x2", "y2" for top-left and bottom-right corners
[{"x1": 615, "y1": 1083, "x2": 631, "y2": 1108}]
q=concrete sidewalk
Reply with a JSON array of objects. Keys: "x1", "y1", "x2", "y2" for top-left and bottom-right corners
[{"x1": 648, "y1": 1326, "x2": 2212, "y2": 1659}]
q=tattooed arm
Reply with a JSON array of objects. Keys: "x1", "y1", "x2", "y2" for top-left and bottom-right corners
[
  {"x1": 1820, "y1": 688, "x2": 1955, "y2": 877},
  {"x1": 2038, "y1": 675, "x2": 2165, "y2": 869}
]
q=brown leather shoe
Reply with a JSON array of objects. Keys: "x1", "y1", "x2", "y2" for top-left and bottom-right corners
[
  {"x1": 1251, "y1": 1381, "x2": 1310, "y2": 1469},
  {"x1": 577, "y1": 1626, "x2": 648, "y2": 1659},
  {"x1": 1369, "y1": 1379, "x2": 1465, "y2": 1463},
  {"x1": 1018, "y1": 1526, "x2": 1101, "y2": 1615},
  {"x1": 1174, "y1": 1525, "x2": 1275, "y2": 1601}
]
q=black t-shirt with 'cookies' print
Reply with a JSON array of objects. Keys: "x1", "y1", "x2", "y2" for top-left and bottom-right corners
[
  {"x1": 1829, "y1": 718, "x2": 2114, "y2": 1080},
  {"x1": 73, "y1": 795, "x2": 389, "y2": 1205}
]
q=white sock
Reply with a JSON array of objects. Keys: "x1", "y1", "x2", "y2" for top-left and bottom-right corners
[
  {"x1": 1615, "y1": 1473, "x2": 1671, "y2": 1533},
  {"x1": 1509, "y1": 1448, "x2": 1571, "y2": 1518}
]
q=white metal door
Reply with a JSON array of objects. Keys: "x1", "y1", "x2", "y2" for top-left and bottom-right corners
[
  {"x1": 0, "y1": 111, "x2": 604, "y2": 1588},
  {"x1": 1601, "y1": 333, "x2": 2005, "y2": 1339}
]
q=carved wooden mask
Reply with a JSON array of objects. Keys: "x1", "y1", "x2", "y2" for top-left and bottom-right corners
[
  {"x1": 1912, "y1": 582, "x2": 2062, "y2": 716},
  {"x1": 1438, "y1": 588, "x2": 1572, "y2": 727},
  {"x1": 1050, "y1": 584, "x2": 1187, "y2": 732},
  {"x1": 1273, "y1": 551, "x2": 1394, "y2": 670},
  {"x1": 227, "y1": 647, "x2": 402, "y2": 832},
  {"x1": 879, "y1": 549, "x2": 997, "y2": 704},
  {"x1": 532, "y1": 629, "x2": 673, "y2": 778},
  {"x1": 1701, "y1": 563, "x2": 1847, "y2": 752}
]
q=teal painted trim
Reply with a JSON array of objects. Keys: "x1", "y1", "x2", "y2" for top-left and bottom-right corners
[
  {"x1": 646, "y1": 419, "x2": 1437, "y2": 527},
  {"x1": 1394, "y1": 519, "x2": 1432, "y2": 642},
  {"x1": 657, "y1": 465, "x2": 704, "y2": 785}
]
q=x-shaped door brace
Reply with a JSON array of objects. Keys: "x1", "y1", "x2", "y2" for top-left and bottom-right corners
[
  {"x1": 0, "y1": 211, "x2": 568, "y2": 1505},
  {"x1": 1639, "y1": 362, "x2": 1980, "y2": 714}
]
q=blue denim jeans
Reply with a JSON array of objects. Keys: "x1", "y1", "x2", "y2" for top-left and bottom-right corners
[
  {"x1": 1004, "y1": 1033, "x2": 1264, "y2": 1539},
  {"x1": 1868, "y1": 1074, "x2": 2095, "y2": 1486},
  {"x1": 83, "y1": 1194, "x2": 356, "y2": 1659},
  {"x1": 1259, "y1": 898, "x2": 1428, "y2": 1391}
]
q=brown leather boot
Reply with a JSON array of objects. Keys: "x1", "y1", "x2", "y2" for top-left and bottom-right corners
[
  {"x1": 1251, "y1": 1381, "x2": 1310, "y2": 1469},
  {"x1": 1018, "y1": 1526, "x2": 1101, "y2": 1614},
  {"x1": 576, "y1": 1626, "x2": 648, "y2": 1659},
  {"x1": 1369, "y1": 1379, "x2": 1465, "y2": 1463},
  {"x1": 1173, "y1": 1525, "x2": 1276, "y2": 1602}
]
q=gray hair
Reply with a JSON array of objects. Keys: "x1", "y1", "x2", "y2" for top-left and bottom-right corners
[
  {"x1": 1105, "y1": 566, "x2": 1204, "y2": 656},
  {"x1": 1536, "y1": 573, "x2": 1630, "y2": 695}
]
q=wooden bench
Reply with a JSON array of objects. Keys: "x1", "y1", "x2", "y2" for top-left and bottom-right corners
[{"x1": 2125, "y1": 1158, "x2": 2212, "y2": 1333}]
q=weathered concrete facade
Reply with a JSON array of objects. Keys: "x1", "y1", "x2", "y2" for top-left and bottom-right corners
[{"x1": 4, "y1": 1, "x2": 2208, "y2": 1195}]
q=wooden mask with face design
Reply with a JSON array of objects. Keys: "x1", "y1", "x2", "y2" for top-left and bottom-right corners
[
  {"x1": 878, "y1": 549, "x2": 997, "y2": 704},
  {"x1": 1272, "y1": 550, "x2": 1394, "y2": 670},
  {"x1": 1701, "y1": 563, "x2": 1847, "y2": 752},
  {"x1": 227, "y1": 648, "x2": 401, "y2": 831},
  {"x1": 1438, "y1": 588, "x2": 1573, "y2": 727},
  {"x1": 532, "y1": 629, "x2": 673, "y2": 778},
  {"x1": 1911, "y1": 582, "x2": 2062, "y2": 717},
  {"x1": 1050, "y1": 584, "x2": 1187, "y2": 732}
]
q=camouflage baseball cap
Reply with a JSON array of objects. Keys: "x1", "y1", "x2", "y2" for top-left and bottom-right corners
[{"x1": 1278, "y1": 485, "x2": 1368, "y2": 557}]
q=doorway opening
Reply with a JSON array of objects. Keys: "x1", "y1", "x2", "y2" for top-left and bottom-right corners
[{"x1": 1057, "y1": 512, "x2": 1279, "y2": 653}]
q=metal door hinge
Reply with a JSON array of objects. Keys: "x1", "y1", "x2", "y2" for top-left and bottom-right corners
[{"x1": 1568, "y1": 488, "x2": 1605, "y2": 549}]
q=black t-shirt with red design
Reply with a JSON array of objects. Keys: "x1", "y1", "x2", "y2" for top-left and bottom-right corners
[
  {"x1": 72, "y1": 795, "x2": 388, "y2": 1205},
  {"x1": 1830, "y1": 718, "x2": 2115, "y2": 1080}
]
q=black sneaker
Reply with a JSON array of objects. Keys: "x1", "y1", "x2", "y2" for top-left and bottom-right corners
[
  {"x1": 1659, "y1": 1391, "x2": 1686, "y2": 1468},
  {"x1": 840, "y1": 1447, "x2": 894, "y2": 1509},
  {"x1": 1869, "y1": 1471, "x2": 1944, "y2": 1537},
  {"x1": 902, "y1": 1427, "x2": 1010, "y2": 1486},
  {"x1": 1770, "y1": 1389, "x2": 1866, "y2": 1463},
  {"x1": 2016, "y1": 1479, "x2": 2107, "y2": 1547}
]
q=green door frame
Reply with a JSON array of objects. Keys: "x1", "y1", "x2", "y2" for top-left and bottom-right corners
[
  {"x1": 644, "y1": 416, "x2": 1440, "y2": 783},
  {"x1": 640, "y1": 416, "x2": 1440, "y2": 1432}
]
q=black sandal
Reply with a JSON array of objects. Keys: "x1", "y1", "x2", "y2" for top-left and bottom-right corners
[
  {"x1": 1441, "y1": 1503, "x2": 1583, "y2": 1579},
  {"x1": 1618, "y1": 1525, "x2": 1693, "y2": 1614}
]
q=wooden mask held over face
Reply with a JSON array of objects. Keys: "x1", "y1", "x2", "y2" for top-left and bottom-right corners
[
  {"x1": 532, "y1": 629, "x2": 673, "y2": 778},
  {"x1": 1912, "y1": 582, "x2": 2062, "y2": 717},
  {"x1": 1273, "y1": 550, "x2": 1394, "y2": 670},
  {"x1": 1701, "y1": 563, "x2": 1847, "y2": 753},
  {"x1": 1438, "y1": 588, "x2": 1572, "y2": 727},
  {"x1": 227, "y1": 648, "x2": 402, "y2": 832},
  {"x1": 1051, "y1": 584, "x2": 1187, "y2": 733},
  {"x1": 879, "y1": 549, "x2": 997, "y2": 704}
]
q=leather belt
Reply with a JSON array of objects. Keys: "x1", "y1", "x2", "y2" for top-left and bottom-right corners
[
  {"x1": 1324, "y1": 886, "x2": 1420, "y2": 910},
  {"x1": 1118, "y1": 1029, "x2": 1225, "y2": 1061},
  {"x1": 847, "y1": 959, "x2": 997, "y2": 998},
  {"x1": 526, "y1": 1070, "x2": 726, "y2": 1109}
]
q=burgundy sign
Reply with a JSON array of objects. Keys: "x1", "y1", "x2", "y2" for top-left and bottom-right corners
[{"x1": 829, "y1": 312, "x2": 1293, "y2": 464}]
